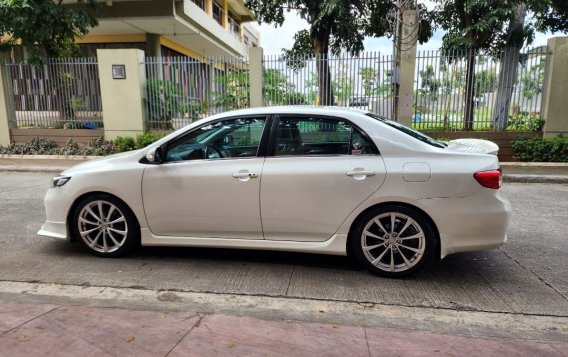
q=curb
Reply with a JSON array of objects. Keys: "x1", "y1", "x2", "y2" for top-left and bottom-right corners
[
  {"x1": 0, "y1": 154, "x2": 99, "y2": 160},
  {"x1": 503, "y1": 174, "x2": 568, "y2": 184},
  {"x1": 0, "y1": 166, "x2": 69, "y2": 174}
]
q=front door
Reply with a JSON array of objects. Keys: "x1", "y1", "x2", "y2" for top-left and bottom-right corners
[{"x1": 142, "y1": 117, "x2": 268, "y2": 239}]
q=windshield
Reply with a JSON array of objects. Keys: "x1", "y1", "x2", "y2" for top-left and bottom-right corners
[{"x1": 365, "y1": 113, "x2": 447, "y2": 148}]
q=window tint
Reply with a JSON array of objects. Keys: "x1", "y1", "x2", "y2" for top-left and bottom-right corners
[
  {"x1": 274, "y1": 117, "x2": 377, "y2": 156},
  {"x1": 365, "y1": 113, "x2": 446, "y2": 148},
  {"x1": 165, "y1": 117, "x2": 266, "y2": 162}
]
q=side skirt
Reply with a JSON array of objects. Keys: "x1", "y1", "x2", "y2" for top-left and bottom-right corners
[{"x1": 140, "y1": 228, "x2": 348, "y2": 256}]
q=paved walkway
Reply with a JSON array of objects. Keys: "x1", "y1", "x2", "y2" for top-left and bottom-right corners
[{"x1": 0, "y1": 301, "x2": 566, "y2": 357}]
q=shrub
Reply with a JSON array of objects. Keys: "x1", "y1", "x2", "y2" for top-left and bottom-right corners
[
  {"x1": 506, "y1": 112, "x2": 545, "y2": 132},
  {"x1": 79, "y1": 138, "x2": 116, "y2": 156},
  {"x1": 512, "y1": 136, "x2": 568, "y2": 162},
  {"x1": 113, "y1": 136, "x2": 137, "y2": 152},
  {"x1": 135, "y1": 132, "x2": 164, "y2": 148}
]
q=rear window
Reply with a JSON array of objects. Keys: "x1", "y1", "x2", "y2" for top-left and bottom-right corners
[{"x1": 365, "y1": 113, "x2": 447, "y2": 148}]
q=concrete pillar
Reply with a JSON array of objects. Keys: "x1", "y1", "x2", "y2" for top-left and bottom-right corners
[
  {"x1": 146, "y1": 33, "x2": 162, "y2": 57},
  {"x1": 0, "y1": 56, "x2": 13, "y2": 146},
  {"x1": 542, "y1": 36, "x2": 568, "y2": 137},
  {"x1": 97, "y1": 49, "x2": 146, "y2": 140},
  {"x1": 396, "y1": 10, "x2": 418, "y2": 127},
  {"x1": 222, "y1": 0, "x2": 229, "y2": 29},
  {"x1": 205, "y1": 0, "x2": 212, "y2": 16},
  {"x1": 249, "y1": 46, "x2": 263, "y2": 107}
]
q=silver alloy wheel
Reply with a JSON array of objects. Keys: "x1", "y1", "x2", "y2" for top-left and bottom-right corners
[
  {"x1": 360, "y1": 212, "x2": 426, "y2": 273},
  {"x1": 78, "y1": 200, "x2": 128, "y2": 254}
]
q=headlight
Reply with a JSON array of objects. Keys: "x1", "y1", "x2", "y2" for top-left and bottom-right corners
[{"x1": 52, "y1": 176, "x2": 71, "y2": 187}]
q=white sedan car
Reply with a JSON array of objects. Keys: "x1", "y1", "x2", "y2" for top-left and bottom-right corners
[{"x1": 39, "y1": 107, "x2": 510, "y2": 277}]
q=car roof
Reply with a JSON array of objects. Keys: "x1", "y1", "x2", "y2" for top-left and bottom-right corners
[{"x1": 208, "y1": 106, "x2": 372, "y2": 119}]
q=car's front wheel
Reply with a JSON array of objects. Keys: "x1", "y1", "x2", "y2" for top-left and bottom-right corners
[
  {"x1": 70, "y1": 194, "x2": 139, "y2": 257},
  {"x1": 351, "y1": 205, "x2": 435, "y2": 278}
]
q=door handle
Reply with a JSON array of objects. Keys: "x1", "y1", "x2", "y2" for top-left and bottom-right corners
[
  {"x1": 346, "y1": 170, "x2": 375, "y2": 177},
  {"x1": 232, "y1": 172, "x2": 258, "y2": 178}
]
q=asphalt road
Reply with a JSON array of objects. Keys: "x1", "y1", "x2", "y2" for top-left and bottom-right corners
[{"x1": 0, "y1": 172, "x2": 567, "y2": 317}]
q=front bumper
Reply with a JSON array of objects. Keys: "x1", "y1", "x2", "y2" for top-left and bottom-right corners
[
  {"x1": 37, "y1": 187, "x2": 74, "y2": 240},
  {"x1": 416, "y1": 188, "x2": 511, "y2": 259},
  {"x1": 38, "y1": 221, "x2": 68, "y2": 240}
]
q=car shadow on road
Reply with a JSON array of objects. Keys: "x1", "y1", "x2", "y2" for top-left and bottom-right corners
[{"x1": 41, "y1": 239, "x2": 499, "y2": 281}]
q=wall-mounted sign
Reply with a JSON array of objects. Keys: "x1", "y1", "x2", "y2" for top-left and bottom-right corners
[{"x1": 112, "y1": 65, "x2": 126, "y2": 79}]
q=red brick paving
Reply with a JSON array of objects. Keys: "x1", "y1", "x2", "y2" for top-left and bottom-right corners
[{"x1": 0, "y1": 302, "x2": 566, "y2": 357}]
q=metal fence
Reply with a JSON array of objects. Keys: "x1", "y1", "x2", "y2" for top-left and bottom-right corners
[
  {"x1": 413, "y1": 47, "x2": 549, "y2": 131},
  {"x1": 4, "y1": 58, "x2": 103, "y2": 129},
  {"x1": 144, "y1": 56, "x2": 250, "y2": 130},
  {"x1": 263, "y1": 52, "x2": 396, "y2": 119}
]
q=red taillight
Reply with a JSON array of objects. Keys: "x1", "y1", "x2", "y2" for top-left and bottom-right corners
[{"x1": 474, "y1": 168, "x2": 502, "y2": 189}]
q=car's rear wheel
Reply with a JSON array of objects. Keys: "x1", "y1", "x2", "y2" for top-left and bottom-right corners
[
  {"x1": 350, "y1": 205, "x2": 435, "y2": 278},
  {"x1": 71, "y1": 194, "x2": 139, "y2": 257}
]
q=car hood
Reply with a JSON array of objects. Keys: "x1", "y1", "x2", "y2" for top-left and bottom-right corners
[
  {"x1": 61, "y1": 150, "x2": 143, "y2": 175},
  {"x1": 445, "y1": 139, "x2": 499, "y2": 155}
]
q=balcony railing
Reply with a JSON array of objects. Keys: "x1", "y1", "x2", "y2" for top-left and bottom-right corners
[{"x1": 228, "y1": 16, "x2": 240, "y2": 38}]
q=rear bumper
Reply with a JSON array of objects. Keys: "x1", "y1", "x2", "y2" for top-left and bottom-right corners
[{"x1": 416, "y1": 188, "x2": 511, "y2": 259}]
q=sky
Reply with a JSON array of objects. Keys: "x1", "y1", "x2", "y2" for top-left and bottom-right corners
[{"x1": 249, "y1": 9, "x2": 558, "y2": 55}]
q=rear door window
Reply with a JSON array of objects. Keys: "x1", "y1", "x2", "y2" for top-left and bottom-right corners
[{"x1": 273, "y1": 116, "x2": 378, "y2": 156}]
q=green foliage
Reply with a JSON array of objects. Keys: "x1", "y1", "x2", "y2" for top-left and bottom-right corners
[
  {"x1": 512, "y1": 136, "x2": 568, "y2": 162},
  {"x1": 213, "y1": 71, "x2": 249, "y2": 110},
  {"x1": 146, "y1": 78, "x2": 199, "y2": 130},
  {"x1": 359, "y1": 67, "x2": 377, "y2": 96},
  {"x1": 331, "y1": 63, "x2": 353, "y2": 104},
  {"x1": 532, "y1": 0, "x2": 568, "y2": 33},
  {"x1": 521, "y1": 57, "x2": 546, "y2": 99},
  {"x1": 0, "y1": 0, "x2": 98, "y2": 62},
  {"x1": 135, "y1": 132, "x2": 164, "y2": 148},
  {"x1": 245, "y1": 0, "x2": 434, "y2": 105},
  {"x1": 263, "y1": 68, "x2": 306, "y2": 105},
  {"x1": 474, "y1": 70, "x2": 497, "y2": 96},
  {"x1": 418, "y1": 65, "x2": 440, "y2": 102},
  {"x1": 113, "y1": 136, "x2": 137, "y2": 153},
  {"x1": 506, "y1": 112, "x2": 545, "y2": 131},
  {"x1": 0, "y1": 132, "x2": 165, "y2": 156}
]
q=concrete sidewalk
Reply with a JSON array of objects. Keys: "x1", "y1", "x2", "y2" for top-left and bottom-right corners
[
  {"x1": 1, "y1": 301, "x2": 566, "y2": 357},
  {"x1": 0, "y1": 156, "x2": 567, "y2": 183}
]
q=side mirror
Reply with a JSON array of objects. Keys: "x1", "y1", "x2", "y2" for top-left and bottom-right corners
[{"x1": 146, "y1": 146, "x2": 163, "y2": 164}]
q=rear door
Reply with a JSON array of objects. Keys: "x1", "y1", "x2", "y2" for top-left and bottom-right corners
[{"x1": 260, "y1": 115, "x2": 387, "y2": 242}]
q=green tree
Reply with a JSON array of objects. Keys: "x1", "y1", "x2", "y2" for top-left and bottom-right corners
[
  {"x1": 264, "y1": 68, "x2": 306, "y2": 105},
  {"x1": 521, "y1": 56, "x2": 546, "y2": 99},
  {"x1": 214, "y1": 68, "x2": 306, "y2": 109},
  {"x1": 432, "y1": 0, "x2": 568, "y2": 130},
  {"x1": 418, "y1": 65, "x2": 440, "y2": 104},
  {"x1": 332, "y1": 63, "x2": 353, "y2": 104},
  {"x1": 359, "y1": 67, "x2": 378, "y2": 96},
  {"x1": 213, "y1": 71, "x2": 250, "y2": 110},
  {"x1": 474, "y1": 70, "x2": 497, "y2": 97},
  {"x1": 0, "y1": 0, "x2": 98, "y2": 62},
  {"x1": 245, "y1": 0, "x2": 433, "y2": 106}
]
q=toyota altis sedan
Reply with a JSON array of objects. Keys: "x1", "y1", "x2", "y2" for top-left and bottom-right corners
[{"x1": 39, "y1": 107, "x2": 510, "y2": 277}]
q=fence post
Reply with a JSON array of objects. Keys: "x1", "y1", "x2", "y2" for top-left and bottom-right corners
[
  {"x1": 249, "y1": 47, "x2": 264, "y2": 107},
  {"x1": 542, "y1": 36, "x2": 568, "y2": 137},
  {"x1": 0, "y1": 56, "x2": 13, "y2": 146},
  {"x1": 396, "y1": 10, "x2": 418, "y2": 127},
  {"x1": 97, "y1": 49, "x2": 146, "y2": 140}
]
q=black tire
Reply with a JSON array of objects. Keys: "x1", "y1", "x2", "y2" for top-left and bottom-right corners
[
  {"x1": 70, "y1": 193, "x2": 140, "y2": 257},
  {"x1": 350, "y1": 205, "x2": 435, "y2": 278}
]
